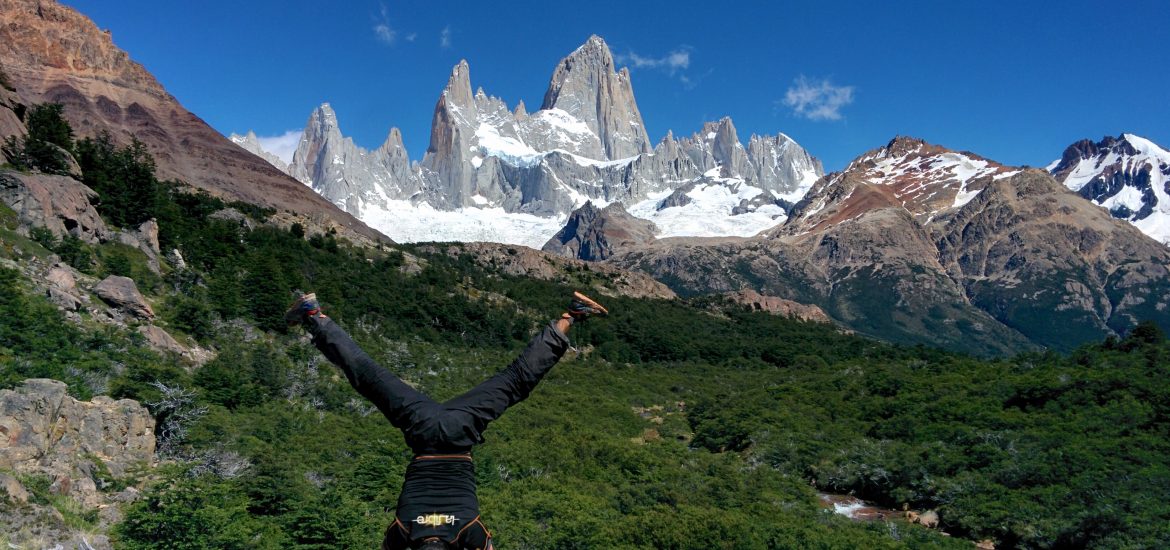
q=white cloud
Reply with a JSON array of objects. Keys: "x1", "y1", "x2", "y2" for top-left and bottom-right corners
[
  {"x1": 440, "y1": 25, "x2": 452, "y2": 48},
  {"x1": 374, "y1": 3, "x2": 396, "y2": 44},
  {"x1": 782, "y1": 76, "x2": 854, "y2": 121},
  {"x1": 616, "y1": 49, "x2": 691, "y2": 73},
  {"x1": 405, "y1": 32, "x2": 417, "y2": 42},
  {"x1": 256, "y1": 130, "x2": 302, "y2": 165}
]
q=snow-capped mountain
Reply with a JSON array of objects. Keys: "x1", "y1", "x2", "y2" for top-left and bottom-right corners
[
  {"x1": 231, "y1": 36, "x2": 822, "y2": 247},
  {"x1": 1048, "y1": 134, "x2": 1170, "y2": 245},
  {"x1": 783, "y1": 136, "x2": 1018, "y2": 234}
]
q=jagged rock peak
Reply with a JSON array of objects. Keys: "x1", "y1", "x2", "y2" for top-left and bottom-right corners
[
  {"x1": 380, "y1": 127, "x2": 404, "y2": 151},
  {"x1": 1052, "y1": 134, "x2": 1141, "y2": 169},
  {"x1": 308, "y1": 102, "x2": 340, "y2": 129},
  {"x1": 540, "y1": 35, "x2": 650, "y2": 159},
  {"x1": 442, "y1": 59, "x2": 474, "y2": 107},
  {"x1": 1048, "y1": 133, "x2": 1170, "y2": 245},
  {"x1": 542, "y1": 200, "x2": 658, "y2": 261},
  {"x1": 514, "y1": 99, "x2": 527, "y2": 118}
]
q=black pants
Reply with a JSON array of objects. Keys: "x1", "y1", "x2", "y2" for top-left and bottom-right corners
[{"x1": 307, "y1": 316, "x2": 570, "y2": 549}]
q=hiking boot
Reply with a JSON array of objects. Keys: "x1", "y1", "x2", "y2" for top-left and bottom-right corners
[
  {"x1": 285, "y1": 292, "x2": 325, "y2": 325},
  {"x1": 567, "y1": 291, "x2": 608, "y2": 321}
]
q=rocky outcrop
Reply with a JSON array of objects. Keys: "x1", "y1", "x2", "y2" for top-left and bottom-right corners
[
  {"x1": 136, "y1": 324, "x2": 186, "y2": 356},
  {"x1": 92, "y1": 275, "x2": 153, "y2": 320},
  {"x1": 0, "y1": 0, "x2": 384, "y2": 243},
  {"x1": 0, "y1": 169, "x2": 109, "y2": 243},
  {"x1": 0, "y1": 378, "x2": 154, "y2": 550},
  {"x1": 0, "y1": 63, "x2": 26, "y2": 148},
  {"x1": 115, "y1": 218, "x2": 161, "y2": 272},
  {"x1": 722, "y1": 289, "x2": 831, "y2": 323},
  {"x1": 543, "y1": 201, "x2": 658, "y2": 261}
]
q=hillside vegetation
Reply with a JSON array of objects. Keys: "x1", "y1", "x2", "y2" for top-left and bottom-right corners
[{"x1": 2, "y1": 106, "x2": 1169, "y2": 549}]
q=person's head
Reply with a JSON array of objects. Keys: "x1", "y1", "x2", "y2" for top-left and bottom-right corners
[{"x1": 416, "y1": 538, "x2": 450, "y2": 550}]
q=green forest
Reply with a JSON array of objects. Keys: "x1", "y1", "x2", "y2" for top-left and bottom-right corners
[{"x1": 2, "y1": 106, "x2": 1169, "y2": 548}]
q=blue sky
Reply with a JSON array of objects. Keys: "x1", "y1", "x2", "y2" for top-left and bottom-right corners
[{"x1": 65, "y1": 0, "x2": 1170, "y2": 171}]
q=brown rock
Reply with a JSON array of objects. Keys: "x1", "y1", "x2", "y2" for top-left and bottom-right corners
[
  {"x1": 93, "y1": 275, "x2": 153, "y2": 319},
  {"x1": 723, "y1": 289, "x2": 831, "y2": 323},
  {"x1": 0, "y1": 378, "x2": 155, "y2": 475},
  {"x1": 0, "y1": 169, "x2": 109, "y2": 243},
  {"x1": 0, "y1": 472, "x2": 29, "y2": 503},
  {"x1": 46, "y1": 285, "x2": 82, "y2": 311},
  {"x1": 136, "y1": 324, "x2": 186, "y2": 355},
  {"x1": 45, "y1": 262, "x2": 77, "y2": 290}
]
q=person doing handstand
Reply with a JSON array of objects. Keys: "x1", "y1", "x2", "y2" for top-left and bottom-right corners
[{"x1": 285, "y1": 291, "x2": 609, "y2": 550}]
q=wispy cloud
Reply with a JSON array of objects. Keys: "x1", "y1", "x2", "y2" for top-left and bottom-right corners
[
  {"x1": 405, "y1": 32, "x2": 417, "y2": 42},
  {"x1": 256, "y1": 130, "x2": 302, "y2": 165},
  {"x1": 440, "y1": 25, "x2": 452, "y2": 48},
  {"x1": 373, "y1": 3, "x2": 397, "y2": 45},
  {"x1": 782, "y1": 76, "x2": 855, "y2": 121},
  {"x1": 615, "y1": 48, "x2": 691, "y2": 74},
  {"x1": 619, "y1": 50, "x2": 690, "y2": 72}
]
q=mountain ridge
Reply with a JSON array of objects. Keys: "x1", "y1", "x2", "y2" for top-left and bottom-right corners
[
  {"x1": 0, "y1": 0, "x2": 384, "y2": 243},
  {"x1": 231, "y1": 36, "x2": 822, "y2": 246}
]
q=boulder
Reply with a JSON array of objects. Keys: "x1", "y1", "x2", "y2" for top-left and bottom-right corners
[
  {"x1": 209, "y1": 207, "x2": 254, "y2": 230},
  {"x1": 93, "y1": 275, "x2": 153, "y2": 319},
  {"x1": 166, "y1": 248, "x2": 186, "y2": 269},
  {"x1": 45, "y1": 262, "x2": 78, "y2": 290},
  {"x1": 137, "y1": 325, "x2": 186, "y2": 356},
  {"x1": 47, "y1": 142, "x2": 83, "y2": 179},
  {"x1": 135, "y1": 219, "x2": 160, "y2": 255},
  {"x1": 0, "y1": 472, "x2": 29, "y2": 504},
  {"x1": 0, "y1": 169, "x2": 109, "y2": 243},
  {"x1": 115, "y1": 218, "x2": 162, "y2": 273},
  {"x1": 46, "y1": 286, "x2": 83, "y2": 311}
]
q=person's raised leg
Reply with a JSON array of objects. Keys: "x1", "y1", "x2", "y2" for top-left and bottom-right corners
[
  {"x1": 441, "y1": 291, "x2": 608, "y2": 441},
  {"x1": 287, "y1": 293, "x2": 439, "y2": 436}
]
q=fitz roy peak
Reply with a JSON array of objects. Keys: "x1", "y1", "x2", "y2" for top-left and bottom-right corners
[
  {"x1": 238, "y1": 36, "x2": 823, "y2": 247},
  {"x1": 1048, "y1": 134, "x2": 1170, "y2": 245}
]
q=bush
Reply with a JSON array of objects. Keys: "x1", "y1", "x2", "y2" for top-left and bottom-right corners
[{"x1": 3, "y1": 103, "x2": 75, "y2": 174}]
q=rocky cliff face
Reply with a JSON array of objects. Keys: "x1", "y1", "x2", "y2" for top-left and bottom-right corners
[
  {"x1": 0, "y1": 169, "x2": 110, "y2": 243},
  {"x1": 1048, "y1": 134, "x2": 1170, "y2": 245},
  {"x1": 287, "y1": 103, "x2": 415, "y2": 217},
  {"x1": 0, "y1": 0, "x2": 382, "y2": 243},
  {"x1": 608, "y1": 138, "x2": 1170, "y2": 354},
  {"x1": 0, "y1": 378, "x2": 155, "y2": 549},
  {"x1": 542, "y1": 201, "x2": 658, "y2": 261},
  {"x1": 540, "y1": 35, "x2": 651, "y2": 160}
]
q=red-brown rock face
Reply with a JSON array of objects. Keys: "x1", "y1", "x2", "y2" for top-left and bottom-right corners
[{"x1": 0, "y1": 0, "x2": 383, "y2": 242}]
